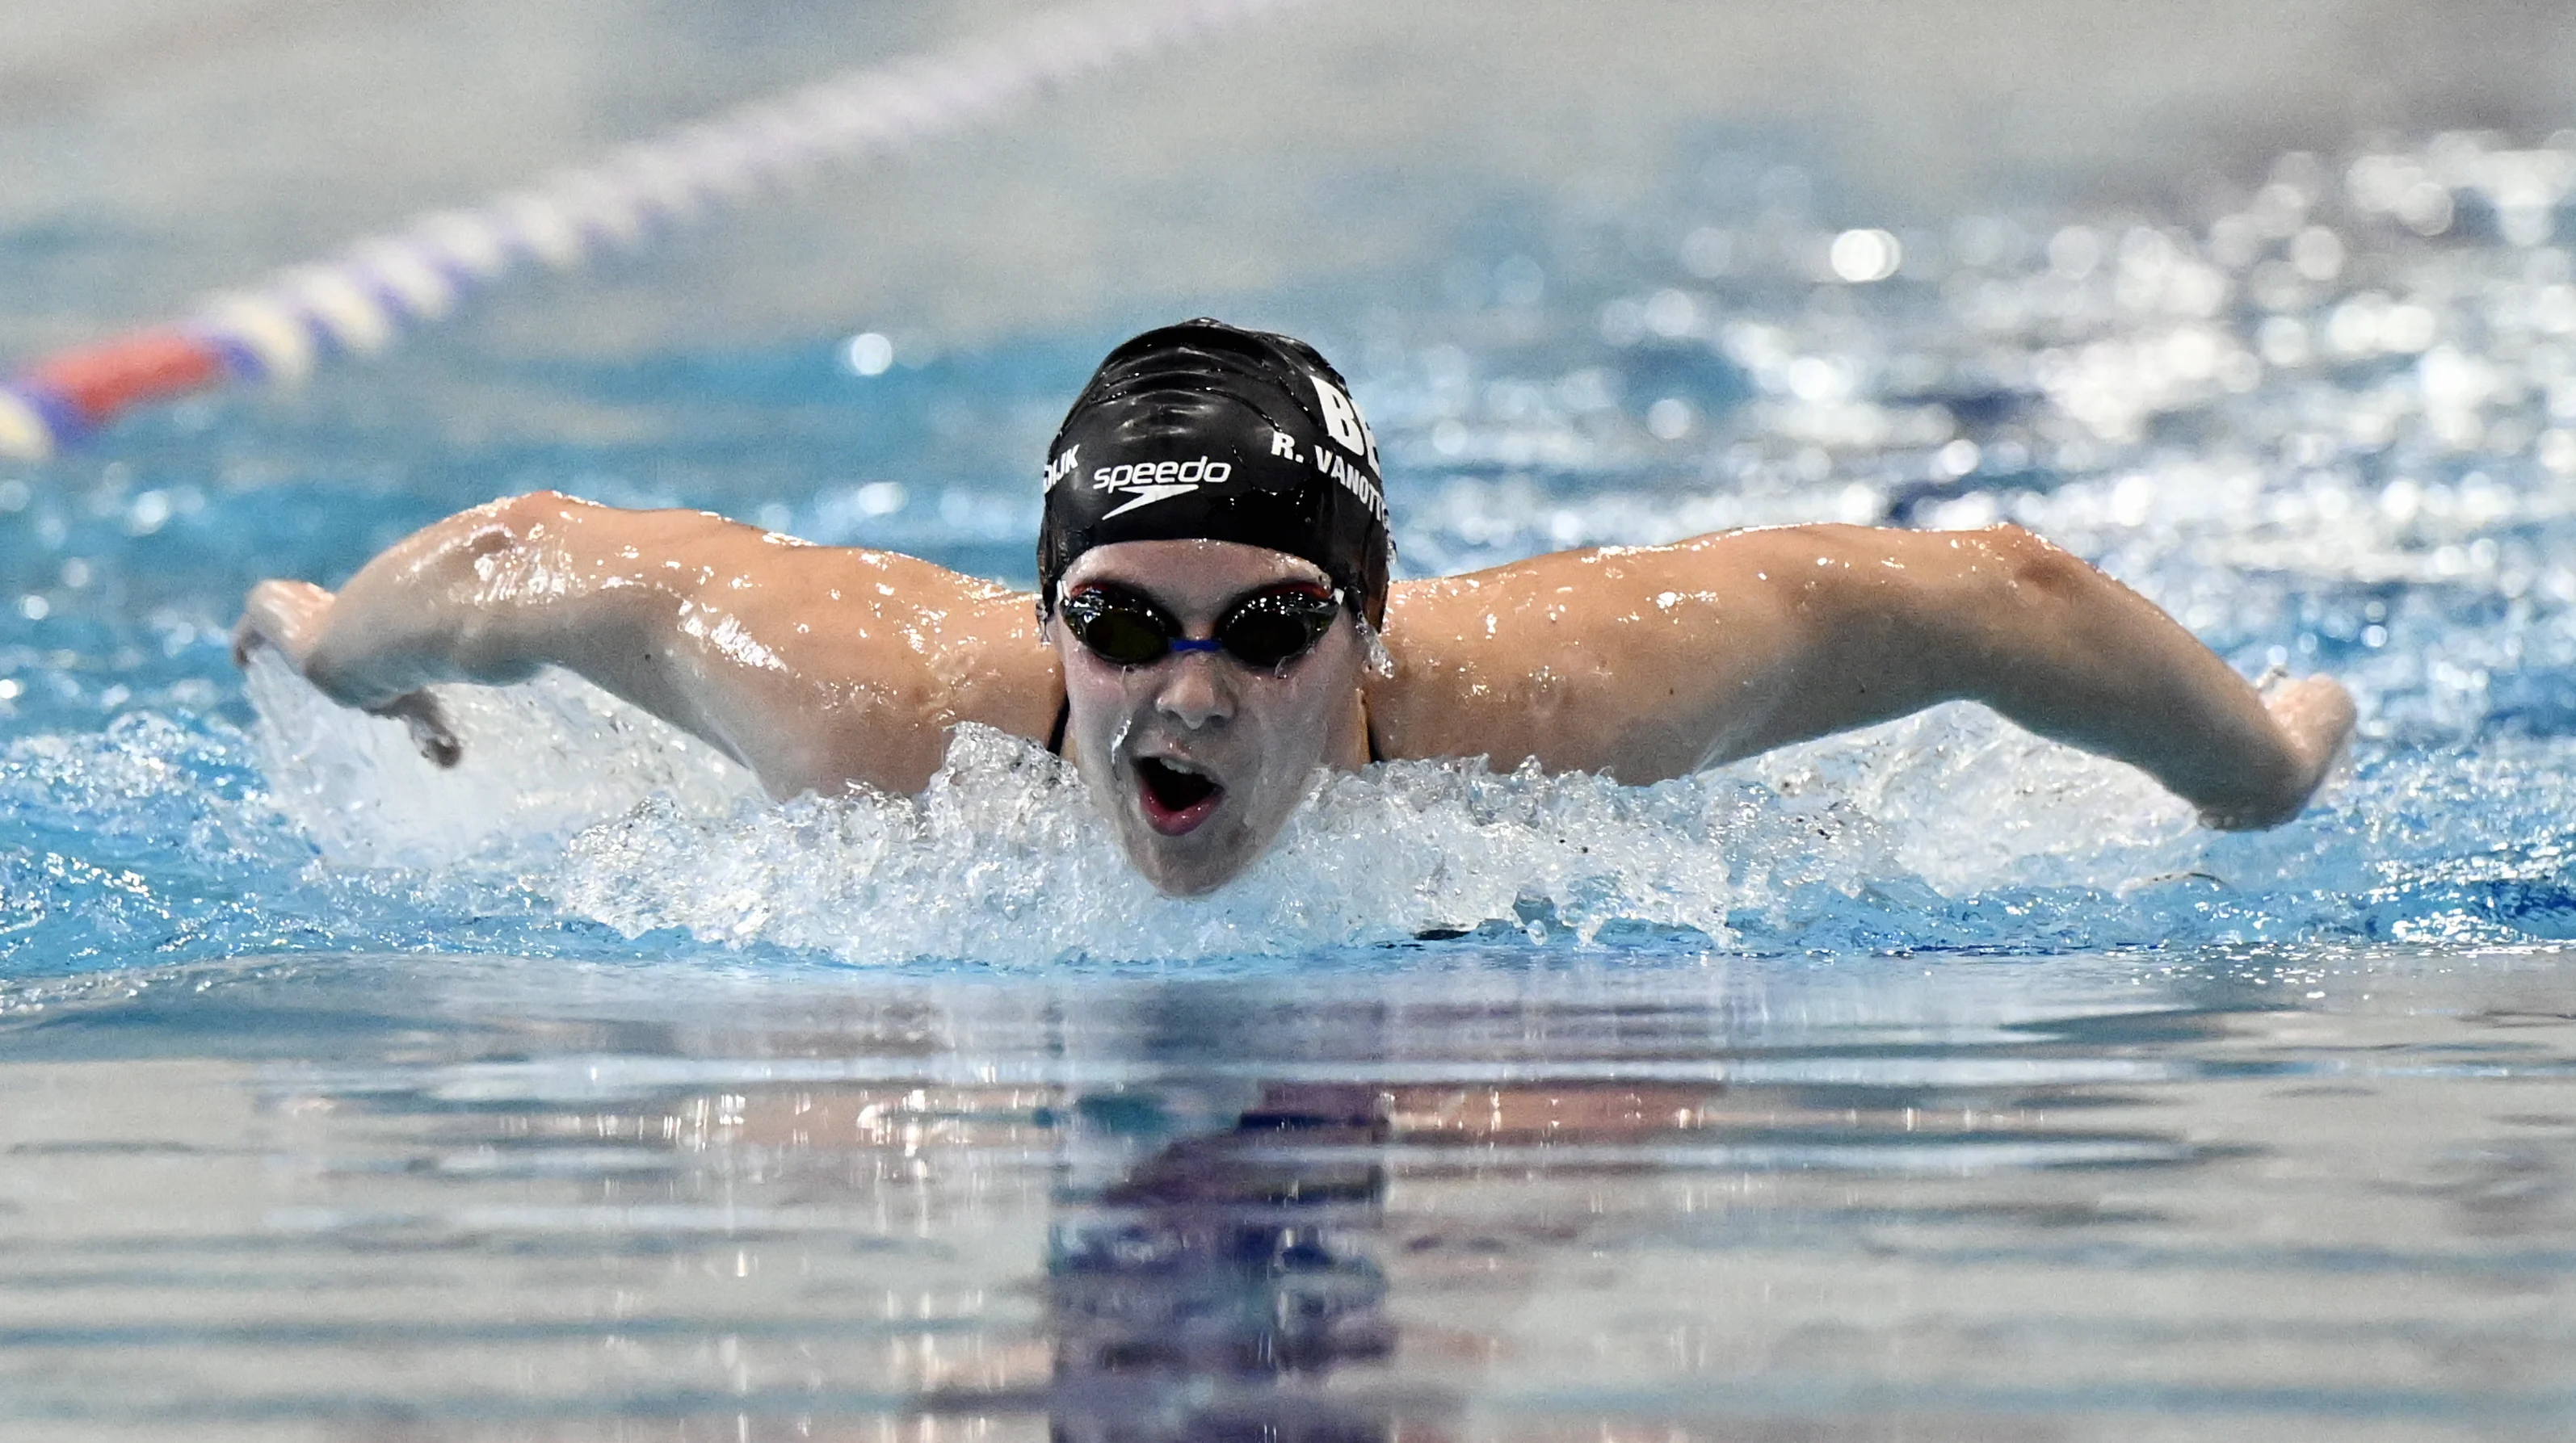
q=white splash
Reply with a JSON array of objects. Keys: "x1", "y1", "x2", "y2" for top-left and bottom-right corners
[
  {"x1": 249, "y1": 652, "x2": 2217, "y2": 964},
  {"x1": 245, "y1": 649, "x2": 759, "y2": 869}
]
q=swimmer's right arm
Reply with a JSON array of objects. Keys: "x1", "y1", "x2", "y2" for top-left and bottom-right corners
[{"x1": 234, "y1": 492, "x2": 1061, "y2": 796}]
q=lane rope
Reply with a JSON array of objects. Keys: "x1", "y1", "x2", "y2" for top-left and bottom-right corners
[{"x1": 0, "y1": 0, "x2": 1311, "y2": 463}]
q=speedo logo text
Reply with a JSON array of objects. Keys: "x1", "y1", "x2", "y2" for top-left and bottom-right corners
[{"x1": 1091, "y1": 455, "x2": 1233, "y2": 519}]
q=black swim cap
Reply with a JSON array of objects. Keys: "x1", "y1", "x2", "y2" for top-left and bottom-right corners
[{"x1": 1038, "y1": 319, "x2": 1393, "y2": 627}]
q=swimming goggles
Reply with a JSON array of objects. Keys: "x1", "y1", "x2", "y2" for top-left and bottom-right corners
[{"x1": 1059, "y1": 583, "x2": 1343, "y2": 669}]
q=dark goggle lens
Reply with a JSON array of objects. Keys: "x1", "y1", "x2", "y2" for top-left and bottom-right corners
[
  {"x1": 1214, "y1": 592, "x2": 1338, "y2": 668},
  {"x1": 1062, "y1": 587, "x2": 1340, "y2": 669},
  {"x1": 1062, "y1": 595, "x2": 1176, "y2": 665}
]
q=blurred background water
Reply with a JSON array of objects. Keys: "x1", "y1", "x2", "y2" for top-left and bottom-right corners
[{"x1": 7, "y1": 0, "x2": 2576, "y2": 1437}]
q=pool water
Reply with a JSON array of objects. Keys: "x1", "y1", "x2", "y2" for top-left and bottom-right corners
[
  {"x1": 9, "y1": 117, "x2": 2576, "y2": 1435},
  {"x1": 9, "y1": 948, "x2": 2576, "y2": 1441}
]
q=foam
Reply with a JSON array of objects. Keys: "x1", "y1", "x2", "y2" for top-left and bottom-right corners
[
  {"x1": 0, "y1": 636, "x2": 2544, "y2": 971},
  {"x1": 229, "y1": 652, "x2": 2400, "y2": 966},
  {"x1": 242, "y1": 648, "x2": 759, "y2": 870}
]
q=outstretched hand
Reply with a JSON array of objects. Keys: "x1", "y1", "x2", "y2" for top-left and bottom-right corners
[
  {"x1": 233, "y1": 579, "x2": 464, "y2": 768},
  {"x1": 2196, "y1": 675, "x2": 2356, "y2": 831}
]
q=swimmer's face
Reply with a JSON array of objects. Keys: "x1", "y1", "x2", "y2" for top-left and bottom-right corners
[{"x1": 1049, "y1": 539, "x2": 1370, "y2": 897}]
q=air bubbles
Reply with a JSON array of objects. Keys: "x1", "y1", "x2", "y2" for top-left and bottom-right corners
[
  {"x1": 1645, "y1": 398, "x2": 1696, "y2": 441},
  {"x1": 854, "y1": 481, "x2": 906, "y2": 516},
  {"x1": 2325, "y1": 300, "x2": 2381, "y2": 356},
  {"x1": 2249, "y1": 182, "x2": 2311, "y2": 239},
  {"x1": 2542, "y1": 430, "x2": 2576, "y2": 473},
  {"x1": 2324, "y1": 295, "x2": 2438, "y2": 357},
  {"x1": 2394, "y1": 182, "x2": 2455, "y2": 237},
  {"x1": 843, "y1": 332, "x2": 894, "y2": 376},
  {"x1": 1923, "y1": 492, "x2": 1998, "y2": 530},
  {"x1": 2164, "y1": 326, "x2": 2221, "y2": 381},
  {"x1": 1643, "y1": 288, "x2": 1701, "y2": 338},
  {"x1": 2107, "y1": 472, "x2": 2158, "y2": 527},
  {"x1": 1786, "y1": 355, "x2": 1854, "y2": 403},
  {"x1": 0, "y1": 479, "x2": 29, "y2": 513},
  {"x1": 1828, "y1": 229, "x2": 1902, "y2": 283},
  {"x1": 2289, "y1": 225, "x2": 2345, "y2": 281},
  {"x1": 1553, "y1": 367, "x2": 1616, "y2": 413},
  {"x1": 19, "y1": 595, "x2": 50, "y2": 622},
  {"x1": 2347, "y1": 153, "x2": 2407, "y2": 211},
  {"x1": 2385, "y1": 304, "x2": 2439, "y2": 353},
  {"x1": 2258, "y1": 316, "x2": 2311, "y2": 367},
  {"x1": 2345, "y1": 143, "x2": 2477, "y2": 241},
  {"x1": 2535, "y1": 284, "x2": 2576, "y2": 336},
  {"x1": 2206, "y1": 213, "x2": 2262, "y2": 271},
  {"x1": 127, "y1": 490, "x2": 173, "y2": 535},
  {"x1": 2119, "y1": 225, "x2": 2177, "y2": 276},
  {"x1": 2048, "y1": 227, "x2": 2103, "y2": 281},
  {"x1": 1932, "y1": 438, "x2": 1981, "y2": 479}
]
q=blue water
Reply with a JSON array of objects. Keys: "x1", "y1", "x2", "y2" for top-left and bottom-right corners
[
  {"x1": 7, "y1": 132, "x2": 2576, "y2": 1436},
  {"x1": 11, "y1": 141, "x2": 2576, "y2": 970}
]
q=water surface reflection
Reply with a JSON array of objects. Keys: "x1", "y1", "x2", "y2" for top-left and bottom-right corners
[{"x1": 1, "y1": 948, "x2": 2572, "y2": 1440}]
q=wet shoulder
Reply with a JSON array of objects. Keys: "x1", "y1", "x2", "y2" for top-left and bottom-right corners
[
  {"x1": 1367, "y1": 564, "x2": 1580, "y2": 763},
  {"x1": 1364, "y1": 540, "x2": 1779, "y2": 776},
  {"x1": 782, "y1": 546, "x2": 1060, "y2": 745}
]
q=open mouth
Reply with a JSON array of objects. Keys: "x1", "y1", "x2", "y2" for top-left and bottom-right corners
[{"x1": 1135, "y1": 756, "x2": 1224, "y2": 835}]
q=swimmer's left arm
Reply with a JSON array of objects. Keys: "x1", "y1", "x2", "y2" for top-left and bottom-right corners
[{"x1": 1375, "y1": 523, "x2": 2354, "y2": 828}]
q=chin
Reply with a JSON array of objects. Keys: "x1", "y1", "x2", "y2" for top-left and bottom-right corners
[
  {"x1": 1117, "y1": 791, "x2": 1294, "y2": 896},
  {"x1": 1123, "y1": 830, "x2": 1260, "y2": 898},
  {"x1": 1140, "y1": 862, "x2": 1241, "y2": 899}
]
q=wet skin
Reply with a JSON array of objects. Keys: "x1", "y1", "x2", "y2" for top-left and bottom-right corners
[
  {"x1": 236, "y1": 491, "x2": 2356, "y2": 896},
  {"x1": 1051, "y1": 542, "x2": 1371, "y2": 897}
]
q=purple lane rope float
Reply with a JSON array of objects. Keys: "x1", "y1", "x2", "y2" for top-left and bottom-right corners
[{"x1": 0, "y1": 0, "x2": 1313, "y2": 464}]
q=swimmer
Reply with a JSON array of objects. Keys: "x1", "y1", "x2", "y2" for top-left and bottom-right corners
[{"x1": 233, "y1": 319, "x2": 2355, "y2": 896}]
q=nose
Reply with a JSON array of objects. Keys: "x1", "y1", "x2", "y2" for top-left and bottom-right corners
[{"x1": 1153, "y1": 650, "x2": 1235, "y2": 729}]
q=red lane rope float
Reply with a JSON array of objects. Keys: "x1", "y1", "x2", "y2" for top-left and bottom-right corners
[{"x1": 0, "y1": 0, "x2": 1313, "y2": 464}]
